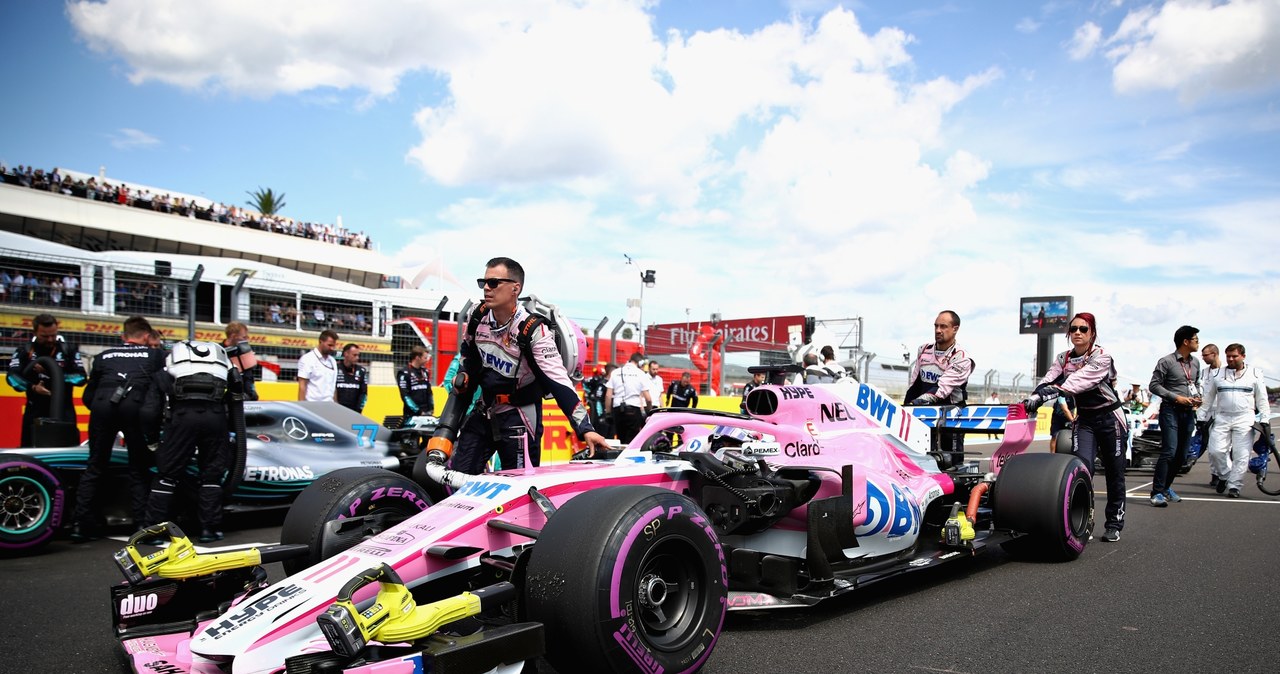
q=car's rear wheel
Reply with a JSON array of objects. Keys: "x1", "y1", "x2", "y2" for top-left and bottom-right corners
[
  {"x1": 279, "y1": 467, "x2": 431, "y2": 574},
  {"x1": 525, "y1": 485, "x2": 727, "y2": 674},
  {"x1": 994, "y1": 452, "x2": 1092, "y2": 561},
  {"x1": 0, "y1": 454, "x2": 64, "y2": 553}
]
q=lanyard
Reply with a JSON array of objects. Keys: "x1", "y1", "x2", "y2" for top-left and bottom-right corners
[{"x1": 1177, "y1": 358, "x2": 1194, "y2": 386}]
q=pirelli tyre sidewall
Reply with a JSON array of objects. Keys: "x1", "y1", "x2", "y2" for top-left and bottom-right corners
[
  {"x1": 0, "y1": 453, "x2": 65, "y2": 552},
  {"x1": 279, "y1": 467, "x2": 431, "y2": 574},
  {"x1": 526, "y1": 485, "x2": 727, "y2": 674},
  {"x1": 993, "y1": 452, "x2": 1093, "y2": 561}
]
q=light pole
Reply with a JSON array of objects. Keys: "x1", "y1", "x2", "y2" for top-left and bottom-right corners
[
  {"x1": 638, "y1": 268, "x2": 656, "y2": 349},
  {"x1": 625, "y1": 255, "x2": 656, "y2": 349}
]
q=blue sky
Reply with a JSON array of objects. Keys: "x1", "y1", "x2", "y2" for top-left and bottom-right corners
[{"x1": 2, "y1": 0, "x2": 1278, "y2": 383}]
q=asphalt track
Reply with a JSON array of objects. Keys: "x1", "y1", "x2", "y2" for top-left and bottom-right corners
[{"x1": 2, "y1": 434, "x2": 1276, "y2": 674}]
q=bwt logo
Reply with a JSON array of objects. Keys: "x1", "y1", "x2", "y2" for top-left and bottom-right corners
[
  {"x1": 855, "y1": 384, "x2": 898, "y2": 427},
  {"x1": 482, "y1": 351, "x2": 515, "y2": 375},
  {"x1": 458, "y1": 480, "x2": 512, "y2": 500}
]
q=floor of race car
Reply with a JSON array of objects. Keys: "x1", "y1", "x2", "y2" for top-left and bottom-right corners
[{"x1": 3, "y1": 434, "x2": 1277, "y2": 674}]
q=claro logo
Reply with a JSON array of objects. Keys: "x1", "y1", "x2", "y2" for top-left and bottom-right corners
[
  {"x1": 205, "y1": 585, "x2": 304, "y2": 639},
  {"x1": 784, "y1": 441, "x2": 820, "y2": 457}
]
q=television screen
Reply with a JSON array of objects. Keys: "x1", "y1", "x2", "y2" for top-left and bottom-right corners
[{"x1": 1019, "y1": 296, "x2": 1073, "y2": 335}]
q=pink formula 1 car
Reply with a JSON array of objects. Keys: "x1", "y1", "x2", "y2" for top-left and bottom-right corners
[{"x1": 108, "y1": 367, "x2": 1094, "y2": 674}]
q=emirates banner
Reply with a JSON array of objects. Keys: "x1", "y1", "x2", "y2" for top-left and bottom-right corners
[{"x1": 645, "y1": 315, "x2": 807, "y2": 355}]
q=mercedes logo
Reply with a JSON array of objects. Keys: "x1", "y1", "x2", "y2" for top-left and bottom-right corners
[{"x1": 282, "y1": 417, "x2": 309, "y2": 441}]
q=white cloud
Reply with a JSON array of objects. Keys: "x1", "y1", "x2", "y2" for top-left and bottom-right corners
[
  {"x1": 108, "y1": 128, "x2": 160, "y2": 150},
  {"x1": 1105, "y1": 0, "x2": 1280, "y2": 100},
  {"x1": 1066, "y1": 21, "x2": 1102, "y2": 60},
  {"x1": 1015, "y1": 17, "x2": 1041, "y2": 34},
  {"x1": 60, "y1": 1, "x2": 1280, "y2": 379}
]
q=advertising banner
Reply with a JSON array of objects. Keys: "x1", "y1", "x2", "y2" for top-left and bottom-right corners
[{"x1": 644, "y1": 315, "x2": 806, "y2": 354}]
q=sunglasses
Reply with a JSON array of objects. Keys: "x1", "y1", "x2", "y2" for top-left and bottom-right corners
[
  {"x1": 476, "y1": 277, "x2": 516, "y2": 290},
  {"x1": 1068, "y1": 325, "x2": 1090, "y2": 334}
]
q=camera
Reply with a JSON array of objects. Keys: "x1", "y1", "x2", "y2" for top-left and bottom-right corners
[{"x1": 109, "y1": 385, "x2": 130, "y2": 404}]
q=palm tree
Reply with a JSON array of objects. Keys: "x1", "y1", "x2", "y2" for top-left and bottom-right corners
[{"x1": 246, "y1": 187, "x2": 286, "y2": 215}]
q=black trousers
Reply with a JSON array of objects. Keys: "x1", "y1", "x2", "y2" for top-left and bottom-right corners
[
  {"x1": 614, "y1": 404, "x2": 645, "y2": 444},
  {"x1": 74, "y1": 402, "x2": 153, "y2": 527},
  {"x1": 1073, "y1": 411, "x2": 1128, "y2": 531},
  {"x1": 146, "y1": 404, "x2": 229, "y2": 530},
  {"x1": 450, "y1": 407, "x2": 543, "y2": 475}
]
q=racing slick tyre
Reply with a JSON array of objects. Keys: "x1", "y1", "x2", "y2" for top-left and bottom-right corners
[
  {"x1": 525, "y1": 485, "x2": 727, "y2": 674},
  {"x1": 0, "y1": 453, "x2": 64, "y2": 553},
  {"x1": 993, "y1": 453, "x2": 1092, "y2": 561},
  {"x1": 1053, "y1": 429, "x2": 1073, "y2": 454},
  {"x1": 279, "y1": 467, "x2": 431, "y2": 574}
]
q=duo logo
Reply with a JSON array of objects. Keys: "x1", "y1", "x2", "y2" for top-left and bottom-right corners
[{"x1": 854, "y1": 481, "x2": 920, "y2": 539}]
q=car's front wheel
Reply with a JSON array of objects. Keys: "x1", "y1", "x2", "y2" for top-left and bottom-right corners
[
  {"x1": 279, "y1": 467, "x2": 432, "y2": 574},
  {"x1": 525, "y1": 485, "x2": 727, "y2": 674}
]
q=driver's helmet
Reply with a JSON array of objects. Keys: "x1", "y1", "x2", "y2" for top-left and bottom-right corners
[{"x1": 709, "y1": 425, "x2": 760, "y2": 452}]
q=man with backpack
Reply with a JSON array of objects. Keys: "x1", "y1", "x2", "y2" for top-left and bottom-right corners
[{"x1": 444, "y1": 257, "x2": 608, "y2": 474}]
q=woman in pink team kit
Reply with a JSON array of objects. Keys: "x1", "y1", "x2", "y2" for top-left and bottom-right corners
[{"x1": 1024, "y1": 312, "x2": 1127, "y2": 543}]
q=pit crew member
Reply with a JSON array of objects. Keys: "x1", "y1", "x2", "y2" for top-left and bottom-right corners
[
  {"x1": 666, "y1": 371, "x2": 699, "y2": 408},
  {"x1": 904, "y1": 310, "x2": 974, "y2": 465},
  {"x1": 5, "y1": 313, "x2": 85, "y2": 447},
  {"x1": 397, "y1": 345, "x2": 434, "y2": 418},
  {"x1": 1201, "y1": 343, "x2": 1269, "y2": 498},
  {"x1": 222, "y1": 321, "x2": 259, "y2": 401},
  {"x1": 72, "y1": 315, "x2": 166, "y2": 542},
  {"x1": 449, "y1": 257, "x2": 607, "y2": 474},
  {"x1": 1023, "y1": 312, "x2": 1126, "y2": 543},
  {"x1": 605, "y1": 352, "x2": 652, "y2": 443},
  {"x1": 336, "y1": 343, "x2": 369, "y2": 413},
  {"x1": 143, "y1": 341, "x2": 240, "y2": 543}
]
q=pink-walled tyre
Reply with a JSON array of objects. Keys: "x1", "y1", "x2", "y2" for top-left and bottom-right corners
[
  {"x1": 994, "y1": 452, "x2": 1093, "y2": 561},
  {"x1": 525, "y1": 486, "x2": 727, "y2": 674},
  {"x1": 0, "y1": 454, "x2": 65, "y2": 553},
  {"x1": 279, "y1": 467, "x2": 431, "y2": 574}
]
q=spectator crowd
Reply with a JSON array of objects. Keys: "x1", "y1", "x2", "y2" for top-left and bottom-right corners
[{"x1": 1, "y1": 162, "x2": 373, "y2": 250}]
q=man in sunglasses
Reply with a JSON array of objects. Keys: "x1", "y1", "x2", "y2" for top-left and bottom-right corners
[
  {"x1": 1148, "y1": 325, "x2": 1201, "y2": 506},
  {"x1": 446, "y1": 257, "x2": 608, "y2": 474}
]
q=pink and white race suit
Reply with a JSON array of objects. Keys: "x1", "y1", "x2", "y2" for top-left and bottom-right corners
[
  {"x1": 905, "y1": 342, "x2": 974, "y2": 404},
  {"x1": 451, "y1": 305, "x2": 594, "y2": 474},
  {"x1": 1202, "y1": 365, "x2": 1269, "y2": 491}
]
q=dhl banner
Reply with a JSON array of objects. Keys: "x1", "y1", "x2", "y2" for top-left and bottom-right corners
[{"x1": 1, "y1": 312, "x2": 391, "y2": 354}]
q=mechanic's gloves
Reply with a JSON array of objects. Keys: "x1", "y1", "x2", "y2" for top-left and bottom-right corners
[
  {"x1": 1032, "y1": 384, "x2": 1060, "y2": 400},
  {"x1": 1020, "y1": 394, "x2": 1044, "y2": 414},
  {"x1": 909, "y1": 393, "x2": 941, "y2": 406}
]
